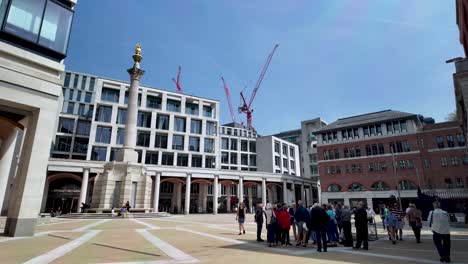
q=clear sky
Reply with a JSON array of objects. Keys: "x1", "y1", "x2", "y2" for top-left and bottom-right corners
[{"x1": 66, "y1": 0, "x2": 463, "y2": 135}]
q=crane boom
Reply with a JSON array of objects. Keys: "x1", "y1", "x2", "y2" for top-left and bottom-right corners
[
  {"x1": 247, "y1": 44, "x2": 278, "y2": 108},
  {"x1": 172, "y1": 65, "x2": 183, "y2": 94},
  {"x1": 221, "y1": 77, "x2": 236, "y2": 123}
]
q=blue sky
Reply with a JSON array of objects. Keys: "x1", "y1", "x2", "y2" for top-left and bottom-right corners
[{"x1": 66, "y1": 0, "x2": 463, "y2": 135}]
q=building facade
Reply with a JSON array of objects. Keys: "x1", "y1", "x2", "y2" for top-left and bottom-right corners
[
  {"x1": 0, "y1": 0, "x2": 76, "y2": 236},
  {"x1": 314, "y1": 110, "x2": 468, "y2": 212}
]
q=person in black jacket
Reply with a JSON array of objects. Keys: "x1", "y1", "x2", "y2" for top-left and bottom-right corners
[
  {"x1": 254, "y1": 203, "x2": 265, "y2": 242},
  {"x1": 309, "y1": 203, "x2": 329, "y2": 252},
  {"x1": 354, "y1": 201, "x2": 369, "y2": 250}
]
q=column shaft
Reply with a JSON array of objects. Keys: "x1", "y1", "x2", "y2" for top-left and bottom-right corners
[
  {"x1": 282, "y1": 181, "x2": 287, "y2": 204},
  {"x1": 262, "y1": 178, "x2": 267, "y2": 206},
  {"x1": 153, "y1": 173, "x2": 160, "y2": 212},
  {"x1": 78, "y1": 168, "x2": 90, "y2": 212},
  {"x1": 239, "y1": 177, "x2": 244, "y2": 204},
  {"x1": 185, "y1": 175, "x2": 191, "y2": 215},
  {"x1": 213, "y1": 176, "x2": 219, "y2": 215}
]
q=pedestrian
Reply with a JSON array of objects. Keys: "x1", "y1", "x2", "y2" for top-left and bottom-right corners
[
  {"x1": 265, "y1": 203, "x2": 276, "y2": 247},
  {"x1": 288, "y1": 203, "x2": 297, "y2": 241},
  {"x1": 236, "y1": 202, "x2": 247, "y2": 235},
  {"x1": 80, "y1": 202, "x2": 86, "y2": 213},
  {"x1": 386, "y1": 204, "x2": 398, "y2": 244},
  {"x1": 111, "y1": 207, "x2": 115, "y2": 217},
  {"x1": 335, "y1": 203, "x2": 343, "y2": 241},
  {"x1": 341, "y1": 205, "x2": 353, "y2": 247},
  {"x1": 354, "y1": 201, "x2": 368, "y2": 250},
  {"x1": 326, "y1": 204, "x2": 338, "y2": 246},
  {"x1": 428, "y1": 201, "x2": 451, "y2": 263},
  {"x1": 254, "y1": 203, "x2": 265, "y2": 242},
  {"x1": 381, "y1": 204, "x2": 389, "y2": 230},
  {"x1": 125, "y1": 201, "x2": 131, "y2": 213},
  {"x1": 278, "y1": 204, "x2": 291, "y2": 246},
  {"x1": 274, "y1": 203, "x2": 282, "y2": 245},
  {"x1": 310, "y1": 203, "x2": 329, "y2": 252},
  {"x1": 294, "y1": 200, "x2": 310, "y2": 247},
  {"x1": 407, "y1": 204, "x2": 422, "y2": 243},
  {"x1": 366, "y1": 206, "x2": 376, "y2": 224},
  {"x1": 390, "y1": 202, "x2": 405, "y2": 241}
]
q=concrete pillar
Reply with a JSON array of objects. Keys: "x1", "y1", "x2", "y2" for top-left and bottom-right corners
[
  {"x1": 282, "y1": 181, "x2": 287, "y2": 204},
  {"x1": 185, "y1": 174, "x2": 191, "y2": 215},
  {"x1": 300, "y1": 183, "x2": 305, "y2": 203},
  {"x1": 0, "y1": 128, "x2": 19, "y2": 216},
  {"x1": 267, "y1": 186, "x2": 273, "y2": 204},
  {"x1": 176, "y1": 182, "x2": 182, "y2": 214},
  {"x1": 262, "y1": 178, "x2": 267, "y2": 206},
  {"x1": 291, "y1": 182, "x2": 296, "y2": 203},
  {"x1": 77, "y1": 168, "x2": 90, "y2": 212},
  {"x1": 238, "y1": 177, "x2": 244, "y2": 204},
  {"x1": 40, "y1": 180, "x2": 49, "y2": 213},
  {"x1": 153, "y1": 173, "x2": 160, "y2": 212},
  {"x1": 226, "y1": 184, "x2": 231, "y2": 212},
  {"x1": 248, "y1": 187, "x2": 253, "y2": 211},
  {"x1": 366, "y1": 197, "x2": 373, "y2": 209},
  {"x1": 213, "y1": 175, "x2": 219, "y2": 215},
  {"x1": 202, "y1": 184, "x2": 207, "y2": 213}
]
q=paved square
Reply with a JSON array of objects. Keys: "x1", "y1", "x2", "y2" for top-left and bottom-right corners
[{"x1": 0, "y1": 214, "x2": 467, "y2": 264}]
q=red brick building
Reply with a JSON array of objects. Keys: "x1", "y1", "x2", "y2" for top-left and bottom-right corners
[{"x1": 314, "y1": 110, "x2": 468, "y2": 212}]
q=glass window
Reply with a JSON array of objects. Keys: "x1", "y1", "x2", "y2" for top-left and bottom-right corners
[
  {"x1": 81, "y1": 76, "x2": 87, "y2": 90},
  {"x1": 221, "y1": 152, "x2": 229, "y2": 164},
  {"x1": 172, "y1": 135, "x2": 184, "y2": 150},
  {"x1": 424, "y1": 159, "x2": 430, "y2": 168},
  {"x1": 155, "y1": 133, "x2": 168, "y2": 149},
  {"x1": 436, "y1": 136, "x2": 444, "y2": 148},
  {"x1": 4, "y1": 0, "x2": 44, "y2": 42},
  {"x1": 91, "y1": 146, "x2": 107, "y2": 161},
  {"x1": 64, "y1": 72, "x2": 71, "y2": 87},
  {"x1": 89, "y1": 78, "x2": 95, "y2": 91},
  {"x1": 371, "y1": 182, "x2": 390, "y2": 191},
  {"x1": 348, "y1": 183, "x2": 365, "y2": 192},
  {"x1": 190, "y1": 119, "x2": 202, "y2": 134},
  {"x1": 241, "y1": 140, "x2": 248, "y2": 152},
  {"x1": 275, "y1": 156, "x2": 280, "y2": 166},
  {"x1": 230, "y1": 138, "x2": 237, "y2": 150},
  {"x1": 136, "y1": 131, "x2": 150, "y2": 147},
  {"x1": 205, "y1": 156, "x2": 216, "y2": 168},
  {"x1": 116, "y1": 128, "x2": 125, "y2": 145},
  {"x1": 282, "y1": 158, "x2": 288, "y2": 169},
  {"x1": 221, "y1": 138, "x2": 228, "y2": 149},
  {"x1": 185, "y1": 102, "x2": 199, "y2": 115},
  {"x1": 58, "y1": 117, "x2": 74, "y2": 133},
  {"x1": 282, "y1": 144, "x2": 287, "y2": 155},
  {"x1": 72, "y1": 75, "x2": 78, "y2": 88},
  {"x1": 204, "y1": 138, "x2": 214, "y2": 153},
  {"x1": 137, "y1": 111, "x2": 151, "y2": 128},
  {"x1": 37, "y1": 0, "x2": 73, "y2": 53},
  {"x1": 101, "y1": 87, "x2": 120, "y2": 103},
  {"x1": 54, "y1": 136, "x2": 71, "y2": 151},
  {"x1": 145, "y1": 151, "x2": 159, "y2": 165},
  {"x1": 327, "y1": 184, "x2": 342, "y2": 192},
  {"x1": 73, "y1": 137, "x2": 88, "y2": 154},
  {"x1": 117, "y1": 108, "x2": 127, "y2": 124},
  {"x1": 66, "y1": 102, "x2": 74, "y2": 114},
  {"x1": 203, "y1": 105, "x2": 213, "y2": 118},
  {"x1": 447, "y1": 135, "x2": 455, "y2": 148},
  {"x1": 249, "y1": 141, "x2": 256, "y2": 153},
  {"x1": 463, "y1": 155, "x2": 468, "y2": 165},
  {"x1": 156, "y1": 114, "x2": 169, "y2": 130},
  {"x1": 76, "y1": 120, "x2": 91, "y2": 136},
  {"x1": 85, "y1": 92, "x2": 92, "y2": 103},
  {"x1": 95, "y1": 105, "x2": 112, "y2": 123},
  {"x1": 95, "y1": 126, "x2": 111, "y2": 144},
  {"x1": 177, "y1": 154, "x2": 188, "y2": 167},
  {"x1": 68, "y1": 89, "x2": 74, "y2": 100},
  {"x1": 78, "y1": 104, "x2": 85, "y2": 116},
  {"x1": 400, "y1": 121, "x2": 407, "y2": 132},
  {"x1": 206, "y1": 121, "x2": 216, "y2": 136},
  {"x1": 230, "y1": 152, "x2": 237, "y2": 164},
  {"x1": 166, "y1": 99, "x2": 181, "y2": 112},
  {"x1": 174, "y1": 117, "x2": 186, "y2": 132},
  {"x1": 241, "y1": 154, "x2": 248, "y2": 165},
  {"x1": 290, "y1": 160, "x2": 295, "y2": 170},
  {"x1": 161, "y1": 152, "x2": 173, "y2": 166},
  {"x1": 191, "y1": 155, "x2": 202, "y2": 167},
  {"x1": 457, "y1": 134, "x2": 466, "y2": 146},
  {"x1": 398, "y1": 180, "x2": 417, "y2": 190},
  {"x1": 146, "y1": 95, "x2": 161, "y2": 109},
  {"x1": 274, "y1": 142, "x2": 280, "y2": 153},
  {"x1": 189, "y1": 137, "x2": 200, "y2": 152}
]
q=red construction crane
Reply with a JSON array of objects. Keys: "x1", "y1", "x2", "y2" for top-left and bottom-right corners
[
  {"x1": 172, "y1": 65, "x2": 183, "y2": 94},
  {"x1": 239, "y1": 44, "x2": 279, "y2": 129},
  {"x1": 221, "y1": 77, "x2": 236, "y2": 123}
]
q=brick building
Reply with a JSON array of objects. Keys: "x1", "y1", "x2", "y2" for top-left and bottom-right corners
[{"x1": 314, "y1": 110, "x2": 468, "y2": 212}]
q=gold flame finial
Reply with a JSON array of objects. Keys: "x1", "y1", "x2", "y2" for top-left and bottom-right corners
[{"x1": 133, "y1": 43, "x2": 142, "y2": 64}]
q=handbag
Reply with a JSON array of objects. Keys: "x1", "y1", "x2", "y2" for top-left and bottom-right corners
[{"x1": 270, "y1": 211, "x2": 277, "y2": 225}]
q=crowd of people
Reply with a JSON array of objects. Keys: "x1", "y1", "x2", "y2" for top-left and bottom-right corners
[{"x1": 236, "y1": 200, "x2": 452, "y2": 262}]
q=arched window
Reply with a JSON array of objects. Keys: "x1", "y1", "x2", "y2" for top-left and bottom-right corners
[
  {"x1": 371, "y1": 181, "x2": 390, "y2": 191},
  {"x1": 398, "y1": 180, "x2": 417, "y2": 190},
  {"x1": 348, "y1": 183, "x2": 365, "y2": 192},
  {"x1": 327, "y1": 184, "x2": 342, "y2": 192}
]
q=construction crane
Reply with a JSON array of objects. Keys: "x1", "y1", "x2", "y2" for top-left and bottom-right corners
[
  {"x1": 221, "y1": 77, "x2": 236, "y2": 123},
  {"x1": 172, "y1": 65, "x2": 183, "y2": 94},
  {"x1": 239, "y1": 44, "x2": 279, "y2": 129}
]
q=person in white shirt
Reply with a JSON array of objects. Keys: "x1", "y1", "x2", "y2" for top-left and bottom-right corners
[
  {"x1": 366, "y1": 206, "x2": 376, "y2": 224},
  {"x1": 427, "y1": 201, "x2": 451, "y2": 263}
]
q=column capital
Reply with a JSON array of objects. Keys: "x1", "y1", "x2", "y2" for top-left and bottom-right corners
[
  {"x1": 127, "y1": 67, "x2": 145, "y2": 81},
  {"x1": 83, "y1": 167, "x2": 90, "y2": 172}
]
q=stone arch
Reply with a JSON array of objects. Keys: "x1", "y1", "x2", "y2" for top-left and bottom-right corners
[
  {"x1": 160, "y1": 177, "x2": 185, "y2": 185},
  {"x1": 327, "y1": 183, "x2": 342, "y2": 192},
  {"x1": 348, "y1": 182, "x2": 366, "y2": 192},
  {"x1": 370, "y1": 181, "x2": 390, "y2": 191},
  {"x1": 44, "y1": 173, "x2": 82, "y2": 214},
  {"x1": 47, "y1": 173, "x2": 82, "y2": 183}
]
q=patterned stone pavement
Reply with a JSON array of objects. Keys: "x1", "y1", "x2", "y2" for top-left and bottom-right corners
[{"x1": 0, "y1": 214, "x2": 467, "y2": 264}]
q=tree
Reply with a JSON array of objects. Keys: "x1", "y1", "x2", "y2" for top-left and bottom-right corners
[{"x1": 446, "y1": 111, "x2": 458, "y2": 122}]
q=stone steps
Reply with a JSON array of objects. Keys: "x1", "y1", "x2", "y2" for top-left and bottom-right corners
[{"x1": 59, "y1": 212, "x2": 171, "y2": 219}]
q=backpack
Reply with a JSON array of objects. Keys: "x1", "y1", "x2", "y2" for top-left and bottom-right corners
[{"x1": 270, "y1": 211, "x2": 277, "y2": 225}]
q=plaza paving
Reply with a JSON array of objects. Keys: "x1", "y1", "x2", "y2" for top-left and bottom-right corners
[{"x1": 0, "y1": 214, "x2": 467, "y2": 264}]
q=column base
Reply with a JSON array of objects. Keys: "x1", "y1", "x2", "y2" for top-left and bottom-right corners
[{"x1": 4, "y1": 217, "x2": 36, "y2": 237}]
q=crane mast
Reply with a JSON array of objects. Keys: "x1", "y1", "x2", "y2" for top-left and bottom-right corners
[
  {"x1": 221, "y1": 77, "x2": 236, "y2": 123},
  {"x1": 172, "y1": 65, "x2": 183, "y2": 94}
]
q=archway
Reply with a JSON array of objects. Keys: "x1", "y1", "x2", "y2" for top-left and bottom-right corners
[{"x1": 45, "y1": 174, "x2": 82, "y2": 214}]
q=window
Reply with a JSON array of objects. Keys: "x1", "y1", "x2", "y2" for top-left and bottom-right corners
[
  {"x1": 81, "y1": 76, "x2": 87, "y2": 90},
  {"x1": 378, "y1": 143, "x2": 385, "y2": 154},
  {"x1": 203, "y1": 105, "x2": 213, "y2": 118},
  {"x1": 172, "y1": 135, "x2": 184, "y2": 150},
  {"x1": 274, "y1": 141, "x2": 280, "y2": 153},
  {"x1": 249, "y1": 155, "x2": 257, "y2": 166},
  {"x1": 249, "y1": 141, "x2": 256, "y2": 153},
  {"x1": 185, "y1": 102, "x2": 198, "y2": 115},
  {"x1": 107, "y1": 148, "x2": 117, "y2": 162},
  {"x1": 116, "y1": 128, "x2": 125, "y2": 145},
  {"x1": 334, "y1": 149, "x2": 339, "y2": 159},
  {"x1": 146, "y1": 95, "x2": 161, "y2": 109},
  {"x1": 137, "y1": 111, "x2": 151, "y2": 128},
  {"x1": 344, "y1": 148, "x2": 349, "y2": 158},
  {"x1": 407, "y1": 160, "x2": 414, "y2": 168},
  {"x1": 95, "y1": 105, "x2": 112, "y2": 123},
  {"x1": 84, "y1": 92, "x2": 92, "y2": 103},
  {"x1": 366, "y1": 145, "x2": 371, "y2": 156},
  {"x1": 73, "y1": 137, "x2": 88, "y2": 154},
  {"x1": 241, "y1": 140, "x2": 248, "y2": 152},
  {"x1": 398, "y1": 180, "x2": 417, "y2": 190},
  {"x1": 290, "y1": 160, "x2": 295, "y2": 170},
  {"x1": 58, "y1": 117, "x2": 74, "y2": 133},
  {"x1": 55, "y1": 136, "x2": 71, "y2": 152},
  {"x1": 155, "y1": 133, "x2": 168, "y2": 149},
  {"x1": 282, "y1": 144, "x2": 287, "y2": 155},
  {"x1": 95, "y1": 126, "x2": 111, "y2": 144},
  {"x1": 400, "y1": 121, "x2": 407, "y2": 132},
  {"x1": 204, "y1": 138, "x2": 214, "y2": 153},
  {"x1": 424, "y1": 159, "x2": 430, "y2": 168},
  {"x1": 327, "y1": 184, "x2": 342, "y2": 192},
  {"x1": 156, "y1": 114, "x2": 169, "y2": 130},
  {"x1": 355, "y1": 146, "x2": 361, "y2": 157},
  {"x1": 371, "y1": 182, "x2": 390, "y2": 191},
  {"x1": 101, "y1": 87, "x2": 120, "y2": 103},
  {"x1": 73, "y1": 75, "x2": 78, "y2": 88},
  {"x1": 221, "y1": 152, "x2": 229, "y2": 164},
  {"x1": 447, "y1": 135, "x2": 455, "y2": 148},
  {"x1": 76, "y1": 120, "x2": 91, "y2": 136},
  {"x1": 117, "y1": 109, "x2": 127, "y2": 124},
  {"x1": 68, "y1": 89, "x2": 74, "y2": 100},
  {"x1": 451, "y1": 156, "x2": 459, "y2": 166},
  {"x1": 436, "y1": 136, "x2": 444, "y2": 148},
  {"x1": 275, "y1": 156, "x2": 280, "y2": 166},
  {"x1": 206, "y1": 122, "x2": 216, "y2": 136},
  {"x1": 166, "y1": 99, "x2": 181, "y2": 112},
  {"x1": 456, "y1": 134, "x2": 466, "y2": 146},
  {"x1": 78, "y1": 104, "x2": 86, "y2": 116},
  {"x1": 205, "y1": 156, "x2": 216, "y2": 168},
  {"x1": 66, "y1": 102, "x2": 74, "y2": 114},
  {"x1": 348, "y1": 183, "x2": 365, "y2": 192},
  {"x1": 177, "y1": 154, "x2": 188, "y2": 167},
  {"x1": 309, "y1": 153, "x2": 317, "y2": 162},
  {"x1": 311, "y1": 165, "x2": 318, "y2": 174},
  {"x1": 192, "y1": 155, "x2": 202, "y2": 167},
  {"x1": 282, "y1": 158, "x2": 288, "y2": 169},
  {"x1": 145, "y1": 151, "x2": 159, "y2": 165},
  {"x1": 372, "y1": 144, "x2": 378, "y2": 155},
  {"x1": 221, "y1": 138, "x2": 229, "y2": 150},
  {"x1": 441, "y1": 157, "x2": 448, "y2": 167},
  {"x1": 190, "y1": 119, "x2": 202, "y2": 134},
  {"x1": 91, "y1": 146, "x2": 107, "y2": 161},
  {"x1": 230, "y1": 138, "x2": 237, "y2": 150},
  {"x1": 363, "y1": 127, "x2": 369, "y2": 137},
  {"x1": 445, "y1": 178, "x2": 454, "y2": 188},
  {"x1": 136, "y1": 131, "x2": 150, "y2": 147},
  {"x1": 399, "y1": 160, "x2": 406, "y2": 169},
  {"x1": 89, "y1": 78, "x2": 95, "y2": 91},
  {"x1": 161, "y1": 152, "x2": 174, "y2": 166},
  {"x1": 189, "y1": 137, "x2": 200, "y2": 152},
  {"x1": 376, "y1": 125, "x2": 382, "y2": 135},
  {"x1": 174, "y1": 117, "x2": 186, "y2": 132},
  {"x1": 64, "y1": 73, "x2": 71, "y2": 87},
  {"x1": 455, "y1": 178, "x2": 465, "y2": 188},
  {"x1": 463, "y1": 155, "x2": 468, "y2": 165},
  {"x1": 230, "y1": 153, "x2": 237, "y2": 164},
  {"x1": 241, "y1": 154, "x2": 248, "y2": 165}
]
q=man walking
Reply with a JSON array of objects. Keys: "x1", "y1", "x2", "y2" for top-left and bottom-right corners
[
  {"x1": 310, "y1": 203, "x2": 329, "y2": 252},
  {"x1": 255, "y1": 203, "x2": 265, "y2": 242},
  {"x1": 288, "y1": 203, "x2": 297, "y2": 241},
  {"x1": 341, "y1": 205, "x2": 353, "y2": 247},
  {"x1": 294, "y1": 200, "x2": 310, "y2": 247},
  {"x1": 354, "y1": 201, "x2": 368, "y2": 250},
  {"x1": 428, "y1": 201, "x2": 451, "y2": 263}
]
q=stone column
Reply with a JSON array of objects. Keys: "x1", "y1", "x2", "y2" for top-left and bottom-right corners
[
  {"x1": 153, "y1": 173, "x2": 160, "y2": 212},
  {"x1": 238, "y1": 177, "x2": 244, "y2": 204},
  {"x1": 202, "y1": 184, "x2": 207, "y2": 213},
  {"x1": 248, "y1": 187, "x2": 253, "y2": 211},
  {"x1": 184, "y1": 174, "x2": 191, "y2": 215},
  {"x1": 226, "y1": 184, "x2": 231, "y2": 212},
  {"x1": 300, "y1": 183, "x2": 305, "y2": 203},
  {"x1": 292, "y1": 182, "x2": 296, "y2": 203},
  {"x1": 283, "y1": 181, "x2": 287, "y2": 204},
  {"x1": 176, "y1": 182, "x2": 182, "y2": 214},
  {"x1": 213, "y1": 175, "x2": 219, "y2": 215},
  {"x1": 77, "y1": 168, "x2": 90, "y2": 212},
  {"x1": 262, "y1": 178, "x2": 267, "y2": 206}
]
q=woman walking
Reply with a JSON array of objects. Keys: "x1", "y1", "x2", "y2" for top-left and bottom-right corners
[
  {"x1": 407, "y1": 204, "x2": 422, "y2": 243},
  {"x1": 278, "y1": 204, "x2": 291, "y2": 246},
  {"x1": 236, "y1": 202, "x2": 247, "y2": 235},
  {"x1": 326, "y1": 204, "x2": 338, "y2": 246},
  {"x1": 265, "y1": 203, "x2": 277, "y2": 247}
]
